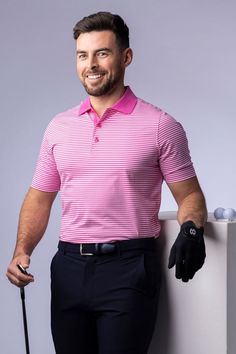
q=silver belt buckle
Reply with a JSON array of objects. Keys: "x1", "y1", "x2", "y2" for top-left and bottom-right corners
[{"x1": 80, "y1": 244, "x2": 94, "y2": 256}]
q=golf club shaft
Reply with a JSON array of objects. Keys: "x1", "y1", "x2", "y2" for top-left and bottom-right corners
[{"x1": 20, "y1": 287, "x2": 30, "y2": 354}]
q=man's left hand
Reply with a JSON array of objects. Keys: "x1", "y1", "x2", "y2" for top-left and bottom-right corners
[{"x1": 168, "y1": 220, "x2": 206, "y2": 282}]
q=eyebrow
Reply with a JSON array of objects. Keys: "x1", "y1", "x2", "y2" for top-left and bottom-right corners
[{"x1": 76, "y1": 47, "x2": 112, "y2": 55}]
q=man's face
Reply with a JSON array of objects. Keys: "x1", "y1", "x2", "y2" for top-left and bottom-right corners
[{"x1": 76, "y1": 30, "x2": 130, "y2": 97}]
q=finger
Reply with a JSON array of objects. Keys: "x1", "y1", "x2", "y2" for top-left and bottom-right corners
[
  {"x1": 181, "y1": 261, "x2": 191, "y2": 282},
  {"x1": 6, "y1": 266, "x2": 34, "y2": 286},
  {"x1": 8, "y1": 262, "x2": 34, "y2": 279},
  {"x1": 182, "y1": 275, "x2": 189, "y2": 282},
  {"x1": 188, "y1": 268, "x2": 196, "y2": 280},
  {"x1": 195, "y1": 255, "x2": 205, "y2": 271},
  {"x1": 16, "y1": 264, "x2": 34, "y2": 278},
  {"x1": 182, "y1": 254, "x2": 194, "y2": 281},
  {"x1": 182, "y1": 277, "x2": 189, "y2": 282},
  {"x1": 175, "y1": 250, "x2": 184, "y2": 279},
  {"x1": 6, "y1": 272, "x2": 32, "y2": 288},
  {"x1": 185, "y1": 257, "x2": 197, "y2": 280},
  {"x1": 17, "y1": 271, "x2": 34, "y2": 282},
  {"x1": 175, "y1": 260, "x2": 183, "y2": 279}
]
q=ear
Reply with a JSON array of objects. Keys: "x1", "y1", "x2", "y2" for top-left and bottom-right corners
[{"x1": 123, "y1": 48, "x2": 133, "y2": 67}]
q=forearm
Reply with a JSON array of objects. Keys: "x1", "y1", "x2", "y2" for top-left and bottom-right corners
[
  {"x1": 13, "y1": 188, "x2": 56, "y2": 258},
  {"x1": 177, "y1": 190, "x2": 207, "y2": 228},
  {"x1": 6, "y1": 188, "x2": 56, "y2": 287},
  {"x1": 167, "y1": 176, "x2": 207, "y2": 281}
]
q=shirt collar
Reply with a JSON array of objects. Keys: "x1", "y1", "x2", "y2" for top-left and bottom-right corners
[{"x1": 78, "y1": 86, "x2": 137, "y2": 116}]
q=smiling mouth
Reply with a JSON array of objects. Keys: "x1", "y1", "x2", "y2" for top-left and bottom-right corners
[{"x1": 86, "y1": 73, "x2": 105, "y2": 80}]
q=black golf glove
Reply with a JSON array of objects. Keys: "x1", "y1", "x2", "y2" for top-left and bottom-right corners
[{"x1": 168, "y1": 220, "x2": 206, "y2": 282}]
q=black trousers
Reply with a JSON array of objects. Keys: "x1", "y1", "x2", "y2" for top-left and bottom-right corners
[{"x1": 51, "y1": 240, "x2": 161, "y2": 354}]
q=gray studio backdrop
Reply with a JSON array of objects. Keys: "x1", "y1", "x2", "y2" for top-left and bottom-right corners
[{"x1": 1, "y1": 1, "x2": 235, "y2": 353}]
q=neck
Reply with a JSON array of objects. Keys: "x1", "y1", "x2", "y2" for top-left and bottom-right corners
[{"x1": 89, "y1": 85, "x2": 126, "y2": 118}]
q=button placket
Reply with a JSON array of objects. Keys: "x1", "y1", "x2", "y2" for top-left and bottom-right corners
[
  {"x1": 91, "y1": 125, "x2": 100, "y2": 149},
  {"x1": 93, "y1": 118, "x2": 104, "y2": 144},
  {"x1": 90, "y1": 113, "x2": 107, "y2": 150}
]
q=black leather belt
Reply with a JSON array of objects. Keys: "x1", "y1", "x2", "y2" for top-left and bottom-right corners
[{"x1": 58, "y1": 237, "x2": 156, "y2": 256}]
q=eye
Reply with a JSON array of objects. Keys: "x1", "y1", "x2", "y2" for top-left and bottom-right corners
[
  {"x1": 77, "y1": 53, "x2": 87, "y2": 60},
  {"x1": 97, "y1": 51, "x2": 108, "y2": 58}
]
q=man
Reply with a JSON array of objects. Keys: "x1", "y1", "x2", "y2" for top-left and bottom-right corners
[{"x1": 6, "y1": 11, "x2": 207, "y2": 354}]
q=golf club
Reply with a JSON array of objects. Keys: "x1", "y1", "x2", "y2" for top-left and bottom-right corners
[{"x1": 17, "y1": 264, "x2": 30, "y2": 354}]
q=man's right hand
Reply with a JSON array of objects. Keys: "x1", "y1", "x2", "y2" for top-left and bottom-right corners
[
  {"x1": 6, "y1": 255, "x2": 34, "y2": 288},
  {"x1": 6, "y1": 188, "x2": 56, "y2": 288}
]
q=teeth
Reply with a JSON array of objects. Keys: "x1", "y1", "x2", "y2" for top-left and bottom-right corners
[{"x1": 87, "y1": 74, "x2": 102, "y2": 79}]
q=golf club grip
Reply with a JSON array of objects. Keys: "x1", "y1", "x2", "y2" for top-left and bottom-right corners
[{"x1": 20, "y1": 288, "x2": 30, "y2": 354}]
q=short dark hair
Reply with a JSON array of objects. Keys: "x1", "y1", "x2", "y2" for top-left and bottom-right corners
[{"x1": 73, "y1": 11, "x2": 130, "y2": 50}]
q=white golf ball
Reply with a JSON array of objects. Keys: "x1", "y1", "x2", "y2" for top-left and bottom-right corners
[
  {"x1": 214, "y1": 207, "x2": 225, "y2": 219},
  {"x1": 223, "y1": 208, "x2": 236, "y2": 221}
]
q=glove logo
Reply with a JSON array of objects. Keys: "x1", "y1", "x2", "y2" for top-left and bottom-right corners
[{"x1": 189, "y1": 228, "x2": 197, "y2": 236}]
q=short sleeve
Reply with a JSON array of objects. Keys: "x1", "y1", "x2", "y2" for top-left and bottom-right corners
[
  {"x1": 31, "y1": 125, "x2": 61, "y2": 192},
  {"x1": 157, "y1": 112, "x2": 196, "y2": 183}
]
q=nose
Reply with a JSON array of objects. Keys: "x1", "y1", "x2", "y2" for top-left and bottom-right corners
[{"x1": 87, "y1": 54, "x2": 98, "y2": 71}]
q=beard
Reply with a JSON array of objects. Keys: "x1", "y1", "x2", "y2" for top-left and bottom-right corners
[{"x1": 82, "y1": 71, "x2": 123, "y2": 97}]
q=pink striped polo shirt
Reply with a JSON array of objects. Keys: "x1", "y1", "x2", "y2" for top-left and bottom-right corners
[{"x1": 31, "y1": 87, "x2": 196, "y2": 243}]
